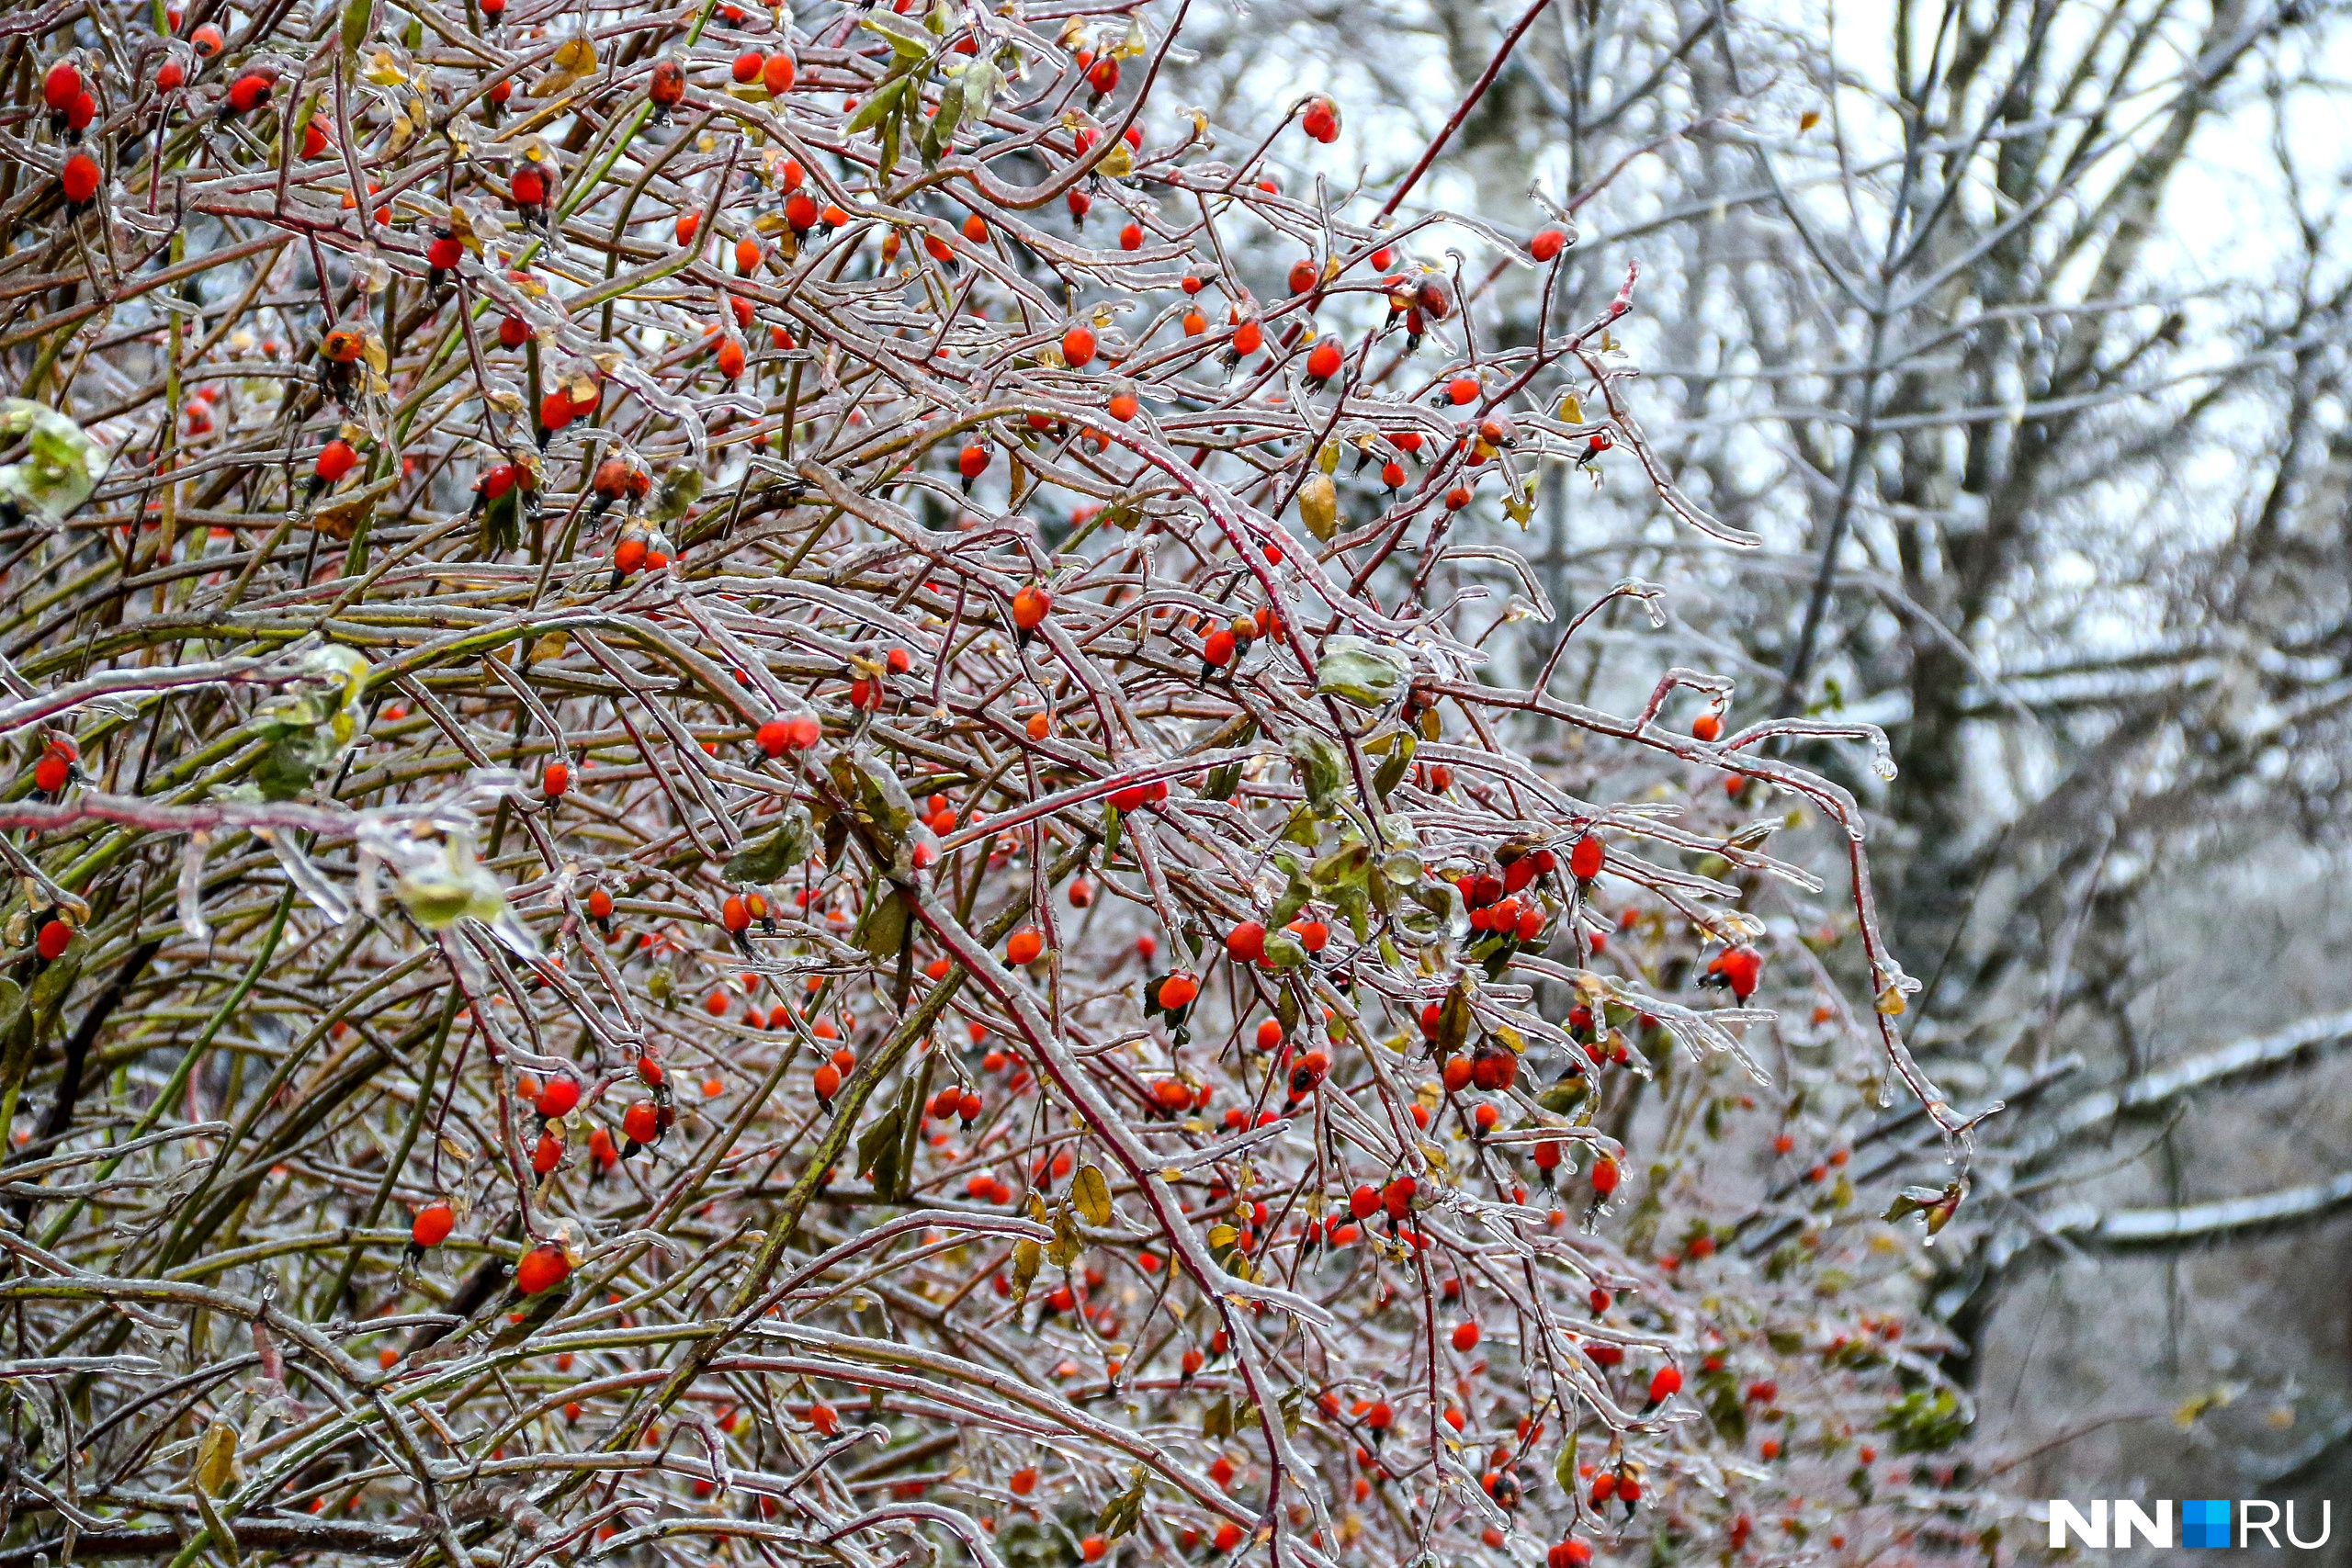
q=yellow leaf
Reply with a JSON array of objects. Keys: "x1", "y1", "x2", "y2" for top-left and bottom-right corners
[
  {"x1": 1298, "y1": 472, "x2": 1338, "y2": 541},
  {"x1": 1071, "y1": 1163, "x2": 1112, "y2": 1225},
  {"x1": 2175, "y1": 1388, "x2": 2233, "y2": 1428},
  {"x1": 311, "y1": 474, "x2": 397, "y2": 540},
  {"x1": 532, "y1": 33, "x2": 597, "y2": 96},
  {"x1": 194, "y1": 1419, "x2": 239, "y2": 1495}
]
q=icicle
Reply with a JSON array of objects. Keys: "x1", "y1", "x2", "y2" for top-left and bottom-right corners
[
  {"x1": 177, "y1": 831, "x2": 211, "y2": 942},
  {"x1": 255, "y1": 827, "x2": 354, "y2": 924}
]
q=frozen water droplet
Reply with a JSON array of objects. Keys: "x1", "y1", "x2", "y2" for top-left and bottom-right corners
[{"x1": 178, "y1": 832, "x2": 212, "y2": 942}]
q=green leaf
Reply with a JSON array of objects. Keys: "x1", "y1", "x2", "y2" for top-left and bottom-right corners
[
  {"x1": 725, "y1": 804, "x2": 815, "y2": 883},
  {"x1": 1266, "y1": 852, "x2": 1313, "y2": 930},
  {"x1": 1315, "y1": 637, "x2": 1410, "y2": 708},
  {"x1": 835, "y1": 749, "x2": 921, "y2": 863},
  {"x1": 1372, "y1": 731, "x2": 1416, "y2": 799},
  {"x1": 933, "y1": 77, "x2": 965, "y2": 144},
  {"x1": 1309, "y1": 839, "x2": 1371, "y2": 897},
  {"x1": 1259, "y1": 929, "x2": 1310, "y2": 969},
  {"x1": 1202, "y1": 761, "x2": 1242, "y2": 802},
  {"x1": 648, "y1": 464, "x2": 703, "y2": 524},
  {"x1": 1706, "y1": 1378, "x2": 1748, "y2": 1443},
  {"x1": 1537, "y1": 1077, "x2": 1589, "y2": 1112},
  {"x1": 1554, "y1": 1432, "x2": 1579, "y2": 1496},
  {"x1": 846, "y1": 76, "x2": 908, "y2": 135},
  {"x1": 1097, "y1": 1472, "x2": 1148, "y2": 1540},
  {"x1": 1286, "y1": 731, "x2": 1344, "y2": 816},
  {"x1": 0, "y1": 400, "x2": 111, "y2": 525},
  {"x1": 341, "y1": 0, "x2": 374, "y2": 56},
  {"x1": 1877, "y1": 1388, "x2": 1970, "y2": 1454},
  {"x1": 1204, "y1": 1396, "x2": 1233, "y2": 1439},
  {"x1": 858, "y1": 11, "x2": 934, "y2": 56},
  {"x1": 1396, "y1": 878, "x2": 1467, "y2": 945},
  {"x1": 854, "y1": 886, "x2": 912, "y2": 964},
  {"x1": 1434, "y1": 977, "x2": 1474, "y2": 1058},
  {"x1": 1332, "y1": 883, "x2": 1370, "y2": 943}
]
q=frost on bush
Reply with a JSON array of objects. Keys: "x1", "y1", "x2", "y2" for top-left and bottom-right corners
[{"x1": 0, "y1": 5, "x2": 1992, "y2": 1568}]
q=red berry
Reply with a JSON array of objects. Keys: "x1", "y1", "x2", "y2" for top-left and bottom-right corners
[
  {"x1": 60, "y1": 152, "x2": 100, "y2": 207},
  {"x1": 412, "y1": 1202, "x2": 456, "y2": 1248},
  {"x1": 314, "y1": 438, "x2": 359, "y2": 484},
  {"x1": 536, "y1": 1076, "x2": 582, "y2": 1118},
  {"x1": 648, "y1": 59, "x2": 685, "y2": 108},
  {"x1": 44, "y1": 61, "x2": 82, "y2": 113},
  {"x1": 1569, "y1": 832, "x2": 1604, "y2": 882},
  {"x1": 36, "y1": 919, "x2": 73, "y2": 960}
]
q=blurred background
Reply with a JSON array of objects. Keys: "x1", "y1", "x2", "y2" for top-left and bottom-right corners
[{"x1": 1158, "y1": 0, "x2": 2352, "y2": 1548}]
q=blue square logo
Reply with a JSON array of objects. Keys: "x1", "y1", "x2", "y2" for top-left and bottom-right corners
[{"x1": 2182, "y1": 1499, "x2": 2232, "y2": 1548}]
